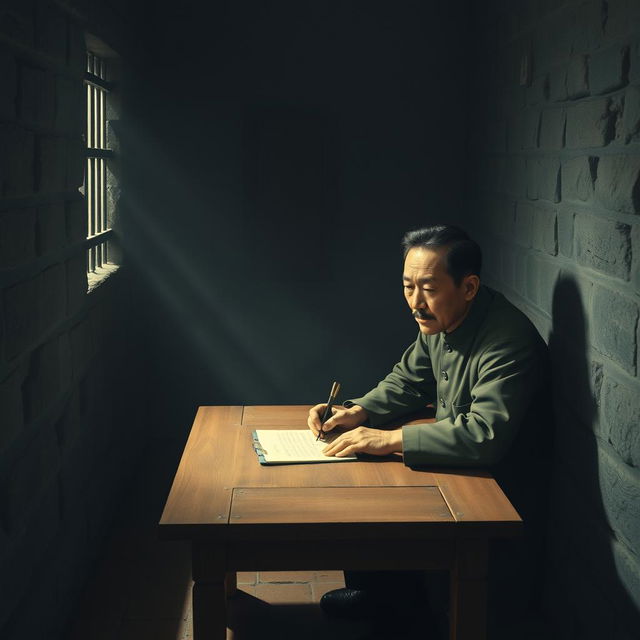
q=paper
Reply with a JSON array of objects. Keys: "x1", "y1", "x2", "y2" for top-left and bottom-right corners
[{"x1": 252, "y1": 429, "x2": 358, "y2": 465}]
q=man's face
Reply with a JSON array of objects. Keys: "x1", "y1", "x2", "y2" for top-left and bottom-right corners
[{"x1": 402, "y1": 247, "x2": 476, "y2": 335}]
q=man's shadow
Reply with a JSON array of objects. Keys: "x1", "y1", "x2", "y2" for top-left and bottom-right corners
[{"x1": 545, "y1": 275, "x2": 639, "y2": 636}]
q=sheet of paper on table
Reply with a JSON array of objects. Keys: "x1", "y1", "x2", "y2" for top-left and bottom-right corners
[{"x1": 252, "y1": 429, "x2": 358, "y2": 465}]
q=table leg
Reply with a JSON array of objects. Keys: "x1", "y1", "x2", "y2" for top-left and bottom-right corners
[
  {"x1": 449, "y1": 539, "x2": 488, "y2": 640},
  {"x1": 225, "y1": 572, "x2": 238, "y2": 598},
  {"x1": 192, "y1": 542, "x2": 227, "y2": 640}
]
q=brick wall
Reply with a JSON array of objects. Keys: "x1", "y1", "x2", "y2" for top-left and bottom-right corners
[
  {"x1": 0, "y1": 1, "x2": 141, "y2": 638},
  {"x1": 468, "y1": 0, "x2": 640, "y2": 635}
]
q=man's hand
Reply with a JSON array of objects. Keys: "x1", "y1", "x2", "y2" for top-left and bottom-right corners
[
  {"x1": 307, "y1": 404, "x2": 369, "y2": 438},
  {"x1": 322, "y1": 426, "x2": 403, "y2": 458}
]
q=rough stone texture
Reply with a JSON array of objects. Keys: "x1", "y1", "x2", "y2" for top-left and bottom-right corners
[
  {"x1": 55, "y1": 76, "x2": 82, "y2": 135},
  {"x1": 22, "y1": 338, "x2": 64, "y2": 423},
  {"x1": 36, "y1": 204, "x2": 66, "y2": 255},
  {"x1": 595, "y1": 155, "x2": 640, "y2": 214},
  {"x1": 526, "y1": 74, "x2": 547, "y2": 106},
  {"x1": 531, "y1": 202, "x2": 558, "y2": 255},
  {"x1": 18, "y1": 64, "x2": 55, "y2": 128},
  {"x1": 38, "y1": 136, "x2": 67, "y2": 192},
  {"x1": 0, "y1": 3, "x2": 135, "y2": 639},
  {"x1": 525, "y1": 255, "x2": 560, "y2": 314},
  {"x1": 621, "y1": 84, "x2": 640, "y2": 143},
  {"x1": 592, "y1": 286, "x2": 638, "y2": 374},
  {"x1": 526, "y1": 157, "x2": 560, "y2": 202},
  {"x1": 562, "y1": 156, "x2": 596, "y2": 202},
  {"x1": 66, "y1": 199, "x2": 86, "y2": 242},
  {"x1": 539, "y1": 108, "x2": 565, "y2": 150},
  {"x1": 517, "y1": 201, "x2": 558, "y2": 255},
  {"x1": 39, "y1": 263, "x2": 66, "y2": 335},
  {"x1": 468, "y1": 3, "x2": 640, "y2": 638},
  {"x1": 3, "y1": 277, "x2": 40, "y2": 359},
  {"x1": 513, "y1": 200, "x2": 533, "y2": 248},
  {"x1": 66, "y1": 136, "x2": 85, "y2": 190},
  {"x1": 631, "y1": 41, "x2": 640, "y2": 84},
  {"x1": 0, "y1": 208, "x2": 36, "y2": 268},
  {"x1": 557, "y1": 210, "x2": 575, "y2": 257},
  {"x1": 503, "y1": 155, "x2": 527, "y2": 196},
  {"x1": 602, "y1": 377, "x2": 640, "y2": 467},
  {"x1": 548, "y1": 65, "x2": 568, "y2": 102},
  {"x1": 0, "y1": 124, "x2": 34, "y2": 196},
  {"x1": 565, "y1": 98, "x2": 615, "y2": 148},
  {"x1": 574, "y1": 214, "x2": 631, "y2": 279},
  {"x1": 66, "y1": 254, "x2": 87, "y2": 314},
  {"x1": 604, "y1": 0, "x2": 640, "y2": 41},
  {"x1": 599, "y1": 445, "x2": 640, "y2": 553},
  {"x1": 566, "y1": 54, "x2": 589, "y2": 99},
  {"x1": 522, "y1": 108, "x2": 540, "y2": 149},
  {"x1": 589, "y1": 44, "x2": 630, "y2": 95}
]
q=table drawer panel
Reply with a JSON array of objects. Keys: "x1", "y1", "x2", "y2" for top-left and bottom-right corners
[{"x1": 230, "y1": 487, "x2": 453, "y2": 524}]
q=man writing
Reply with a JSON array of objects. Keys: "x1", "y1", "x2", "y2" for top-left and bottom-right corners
[{"x1": 308, "y1": 225, "x2": 549, "y2": 637}]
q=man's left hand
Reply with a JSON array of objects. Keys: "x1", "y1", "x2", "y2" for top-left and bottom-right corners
[{"x1": 322, "y1": 427, "x2": 403, "y2": 458}]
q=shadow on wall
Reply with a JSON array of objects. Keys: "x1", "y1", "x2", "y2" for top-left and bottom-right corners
[{"x1": 546, "y1": 276, "x2": 639, "y2": 636}]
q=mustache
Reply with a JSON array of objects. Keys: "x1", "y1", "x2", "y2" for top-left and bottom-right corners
[{"x1": 413, "y1": 309, "x2": 435, "y2": 320}]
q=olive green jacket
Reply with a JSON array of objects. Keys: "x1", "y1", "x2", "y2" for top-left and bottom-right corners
[{"x1": 349, "y1": 285, "x2": 548, "y2": 467}]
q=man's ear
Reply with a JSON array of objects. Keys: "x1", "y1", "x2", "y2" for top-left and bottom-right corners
[{"x1": 463, "y1": 274, "x2": 480, "y2": 301}]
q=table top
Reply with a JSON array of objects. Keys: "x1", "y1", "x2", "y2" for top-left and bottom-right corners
[{"x1": 159, "y1": 406, "x2": 522, "y2": 540}]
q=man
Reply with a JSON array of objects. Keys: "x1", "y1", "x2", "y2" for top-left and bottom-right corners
[{"x1": 308, "y1": 225, "x2": 550, "y2": 638}]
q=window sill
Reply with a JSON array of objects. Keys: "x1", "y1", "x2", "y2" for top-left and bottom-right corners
[{"x1": 87, "y1": 263, "x2": 120, "y2": 293}]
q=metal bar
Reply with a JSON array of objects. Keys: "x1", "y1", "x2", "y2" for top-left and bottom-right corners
[
  {"x1": 0, "y1": 229, "x2": 116, "y2": 290},
  {"x1": 93, "y1": 85, "x2": 98, "y2": 154},
  {"x1": 85, "y1": 148, "x2": 114, "y2": 159},
  {"x1": 102, "y1": 158, "x2": 107, "y2": 262},
  {"x1": 92, "y1": 157, "x2": 98, "y2": 271},
  {"x1": 97, "y1": 157, "x2": 102, "y2": 268},
  {"x1": 83, "y1": 72, "x2": 113, "y2": 92},
  {"x1": 86, "y1": 82, "x2": 91, "y2": 149},
  {"x1": 100, "y1": 84, "x2": 105, "y2": 149}
]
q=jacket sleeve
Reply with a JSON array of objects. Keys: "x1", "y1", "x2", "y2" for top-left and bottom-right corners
[
  {"x1": 347, "y1": 333, "x2": 437, "y2": 426},
  {"x1": 402, "y1": 332, "x2": 543, "y2": 467}
]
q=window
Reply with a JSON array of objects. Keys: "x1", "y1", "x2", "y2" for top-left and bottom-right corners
[{"x1": 84, "y1": 49, "x2": 117, "y2": 289}]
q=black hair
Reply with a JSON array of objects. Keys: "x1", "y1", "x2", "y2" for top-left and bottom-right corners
[{"x1": 401, "y1": 225, "x2": 482, "y2": 286}]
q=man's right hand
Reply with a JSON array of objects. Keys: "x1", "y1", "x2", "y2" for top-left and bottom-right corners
[{"x1": 307, "y1": 404, "x2": 369, "y2": 439}]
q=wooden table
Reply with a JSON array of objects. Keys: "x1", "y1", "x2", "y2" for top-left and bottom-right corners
[{"x1": 159, "y1": 406, "x2": 522, "y2": 640}]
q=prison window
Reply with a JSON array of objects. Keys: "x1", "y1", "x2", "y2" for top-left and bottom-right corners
[{"x1": 84, "y1": 50, "x2": 117, "y2": 290}]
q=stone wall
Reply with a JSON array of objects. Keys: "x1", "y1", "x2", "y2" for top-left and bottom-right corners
[
  {"x1": 468, "y1": 0, "x2": 640, "y2": 635},
  {"x1": 0, "y1": 1, "x2": 141, "y2": 638}
]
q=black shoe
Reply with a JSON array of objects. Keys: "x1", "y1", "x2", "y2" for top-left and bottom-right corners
[{"x1": 319, "y1": 588, "x2": 377, "y2": 620}]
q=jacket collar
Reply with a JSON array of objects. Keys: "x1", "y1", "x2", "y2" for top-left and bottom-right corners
[{"x1": 441, "y1": 285, "x2": 493, "y2": 350}]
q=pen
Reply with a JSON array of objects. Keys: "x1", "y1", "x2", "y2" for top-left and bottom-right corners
[{"x1": 316, "y1": 381, "x2": 341, "y2": 441}]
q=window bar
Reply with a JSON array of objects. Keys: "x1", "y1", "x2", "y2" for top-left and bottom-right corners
[
  {"x1": 87, "y1": 158, "x2": 93, "y2": 271},
  {"x1": 87, "y1": 62, "x2": 93, "y2": 271},
  {"x1": 99, "y1": 78, "x2": 105, "y2": 266},
  {"x1": 102, "y1": 159, "x2": 108, "y2": 264},
  {"x1": 93, "y1": 84, "x2": 99, "y2": 269},
  {"x1": 96, "y1": 85, "x2": 102, "y2": 268}
]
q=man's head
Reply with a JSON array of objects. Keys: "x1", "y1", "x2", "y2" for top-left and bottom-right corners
[{"x1": 401, "y1": 225, "x2": 482, "y2": 335}]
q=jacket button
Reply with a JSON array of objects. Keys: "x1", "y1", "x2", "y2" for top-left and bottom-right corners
[
  {"x1": 444, "y1": 343, "x2": 452, "y2": 353},
  {"x1": 441, "y1": 370, "x2": 448, "y2": 381},
  {"x1": 440, "y1": 397, "x2": 446, "y2": 408}
]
